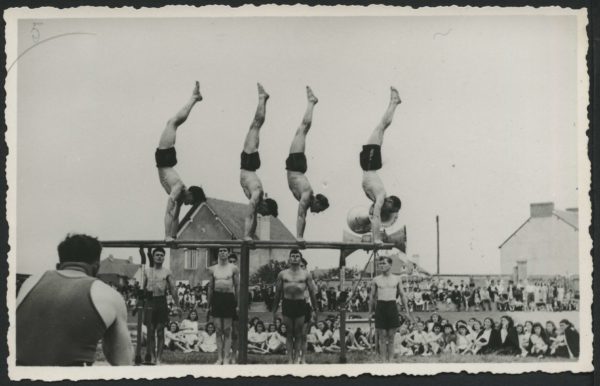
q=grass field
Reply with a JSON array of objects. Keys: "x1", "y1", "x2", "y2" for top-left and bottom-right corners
[
  {"x1": 97, "y1": 348, "x2": 575, "y2": 365},
  {"x1": 107, "y1": 307, "x2": 579, "y2": 365}
]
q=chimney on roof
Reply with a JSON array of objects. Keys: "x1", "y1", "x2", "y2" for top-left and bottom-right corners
[
  {"x1": 566, "y1": 208, "x2": 578, "y2": 213},
  {"x1": 530, "y1": 202, "x2": 554, "y2": 217}
]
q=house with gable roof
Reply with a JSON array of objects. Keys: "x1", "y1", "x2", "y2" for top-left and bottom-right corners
[
  {"x1": 499, "y1": 202, "x2": 579, "y2": 277},
  {"x1": 170, "y1": 197, "x2": 296, "y2": 286}
]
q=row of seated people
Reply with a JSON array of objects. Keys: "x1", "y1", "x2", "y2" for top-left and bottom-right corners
[
  {"x1": 155, "y1": 310, "x2": 579, "y2": 360},
  {"x1": 392, "y1": 315, "x2": 579, "y2": 358}
]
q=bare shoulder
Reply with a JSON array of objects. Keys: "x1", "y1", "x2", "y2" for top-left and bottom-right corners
[
  {"x1": 231, "y1": 264, "x2": 240, "y2": 274},
  {"x1": 91, "y1": 280, "x2": 125, "y2": 305}
]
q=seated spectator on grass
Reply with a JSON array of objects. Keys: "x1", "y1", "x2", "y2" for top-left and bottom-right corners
[
  {"x1": 559, "y1": 319, "x2": 579, "y2": 358},
  {"x1": 314, "y1": 321, "x2": 333, "y2": 353},
  {"x1": 306, "y1": 323, "x2": 319, "y2": 352},
  {"x1": 406, "y1": 321, "x2": 429, "y2": 355},
  {"x1": 496, "y1": 315, "x2": 520, "y2": 355},
  {"x1": 426, "y1": 323, "x2": 444, "y2": 354},
  {"x1": 179, "y1": 310, "x2": 200, "y2": 349},
  {"x1": 442, "y1": 324, "x2": 457, "y2": 354},
  {"x1": 267, "y1": 324, "x2": 287, "y2": 354},
  {"x1": 354, "y1": 327, "x2": 371, "y2": 350},
  {"x1": 394, "y1": 324, "x2": 413, "y2": 357},
  {"x1": 248, "y1": 320, "x2": 269, "y2": 354},
  {"x1": 545, "y1": 321, "x2": 557, "y2": 341},
  {"x1": 198, "y1": 322, "x2": 217, "y2": 353},
  {"x1": 164, "y1": 321, "x2": 193, "y2": 353},
  {"x1": 474, "y1": 317, "x2": 500, "y2": 355},
  {"x1": 529, "y1": 323, "x2": 549, "y2": 357},
  {"x1": 455, "y1": 323, "x2": 471, "y2": 354}
]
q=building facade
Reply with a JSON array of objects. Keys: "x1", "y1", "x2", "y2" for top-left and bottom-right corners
[
  {"x1": 169, "y1": 198, "x2": 295, "y2": 286},
  {"x1": 499, "y1": 202, "x2": 578, "y2": 278}
]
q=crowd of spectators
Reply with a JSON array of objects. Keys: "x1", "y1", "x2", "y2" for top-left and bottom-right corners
[
  {"x1": 145, "y1": 309, "x2": 579, "y2": 361},
  {"x1": 391, "y1": 313, "x2": 579, "y2": 359}
]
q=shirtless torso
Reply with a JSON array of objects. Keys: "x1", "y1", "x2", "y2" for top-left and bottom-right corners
[{"x1": 211, "y1": 263, "x2": 239, "y2": 293}]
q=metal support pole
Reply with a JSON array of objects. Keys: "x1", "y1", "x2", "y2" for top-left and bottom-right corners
[
  {"x1": 238, "y1": 244, "x2": 250, "y2": 364},
  {"x1": 339, "y1": 264, "x2": 347, "y2": 363},
  {"x1": 436, "y1": 215, "x2": 440, "y2": 275}
]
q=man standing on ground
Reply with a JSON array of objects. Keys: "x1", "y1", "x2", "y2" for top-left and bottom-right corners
[
  {"x1": 272, "y1": 250, "x2": 318, "y2": 364},
  {"x1": 240, "y1": 83, "x2": 278, "y2": 241},
  {"x1": 369, "y1": 255, "x2": 411, "y2": 362},
  {"x1": 155, "y1": 81, "x2": 207, "y2": 241},
  {"x1": 208, "y1": 248, "x2": 239, "y2": 365},
  {"x1": 143, "y1": 247, "x2": 180, "y2": 365},
  {"x1": 17, "y1": 233, "x2": 132, "y2": 366},
  {"x1": 286, "y1": 86, "x2": 329, "y2": 244}
]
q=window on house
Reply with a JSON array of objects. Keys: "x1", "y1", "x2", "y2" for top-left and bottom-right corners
[{"x1": 184, "y1": 249, "x2": 201, "y2": 270}]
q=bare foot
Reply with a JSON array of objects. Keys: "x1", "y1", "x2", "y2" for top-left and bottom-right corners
[
  {"x1": 215, "y1": 358, "x2": 223, "y2": 365},
  {"x1": 192, "y1": 81, "x2": 203, "y2": 102},
  {"x1": 306, "y1": 86, "x2": 318, "y2": 104},
  {"x1": 257, "y1": 83, "x2": 270, "y2": 100},
  {"x1": 390, "y1": 87, "x2": 401, "y2": 105}
]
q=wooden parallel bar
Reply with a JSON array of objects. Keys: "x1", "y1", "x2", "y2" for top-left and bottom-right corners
[{"x1": 100, "y1": 240, "x2": 396, "y2": 250}]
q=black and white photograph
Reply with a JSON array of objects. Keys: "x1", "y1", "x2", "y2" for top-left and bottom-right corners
[{"x1": 4, "y1": 5, "x2": 592, "y2": 380}]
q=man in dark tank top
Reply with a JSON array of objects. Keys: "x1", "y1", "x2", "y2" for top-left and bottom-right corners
[{"x1": 16, "y1": 233, "x2": 132, "y2": 366}]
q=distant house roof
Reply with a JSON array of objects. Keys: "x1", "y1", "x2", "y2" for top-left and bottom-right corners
[
  {"x1": 98, "y1": 255, "x2": 139, "y2": 278},
  {"x1": 498, "y1": 207, "x2": 578, "y2": 248},
  {"x1": 177, "y1": 197, "x2": 295, "y2": 241}
]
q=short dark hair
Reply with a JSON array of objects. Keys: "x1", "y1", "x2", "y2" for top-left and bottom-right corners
[
  {"x1": 57, "y1": 234, "x2": 102, "y2": 264},
  {"x1": 314, "y1": 194, "x2": 330, "y2": 211},
  {"x1": 264, "y1": 198, "x2": 278, "y2": 217},
  {"x1": 187, "y1": 186, "x2": 206, "y2": 204},
  {"x1": 290, "y1": 249, "x2": 302, "y2": 257},
  {"x1": 387, "y1": 195, "x2": 402, "y2": 211},
  {"x1": 152, "y1": 247, "x2": 166, "y2": 256},
  {"x1": 228, "y1": 253, "x2": 238, "y2": 262},
  {"x1": 379, "y1": 256, "x2": 393, "y2": 265}
]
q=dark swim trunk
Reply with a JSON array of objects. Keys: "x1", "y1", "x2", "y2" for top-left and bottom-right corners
[
  {"x1": 282, "y1": 298, "x2": 306, "y2": 319},
  {"x1": 241, "y1": 151, "x2": 261, "y2": 171},
  {"x1": 304, "y1": 302, "x2": 312, "y2": 323},
  {"x1": 144, "y1": 295, "x2": 169, "y2": 326},
  {"x1": 155, "y1": 147, "x2": 177, "y2": 168},
  {"x1": 211, "y1": 292, "x2": 237, "y2": 318},
  {"x1": 285, "y1": 152, "x2": 308, "y2": 173},
  {"x1": 359, "y1": 144, "x2": 382, "y2": 171},
  {"x1": 374, "y1": 300, "x2": 400, "y2": 330}
]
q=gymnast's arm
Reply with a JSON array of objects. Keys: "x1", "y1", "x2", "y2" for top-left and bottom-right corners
[
  {"x1": 371, "y1": 193, "x2": 385, "y2": 243},
  {"x1": 296, "y1": 192, "x2": 312, "y2": 241},
  {"x1": 164, "y1": 184, "x2": 184, "y2": 241}
]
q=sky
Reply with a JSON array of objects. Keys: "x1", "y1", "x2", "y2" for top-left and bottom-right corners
[{"x1": 12, "y1": 13, "x2": 583, "y2": 276}]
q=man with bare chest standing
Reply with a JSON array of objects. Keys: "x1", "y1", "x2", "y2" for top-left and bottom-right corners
[
  {"x1": 272, "y1": 250, "x2": 318, "y2": 364},
  {"x1": 208, "y1": 247, "x2": 239, "y2": 365},
  {"x1": 369, "y1": 255, "x2": 411, "y2": 362},
  {"x1": 143, "y1": 247, "x2": 180, "y2": 365}
]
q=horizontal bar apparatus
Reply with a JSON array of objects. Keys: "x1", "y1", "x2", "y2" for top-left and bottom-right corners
[{"x1": 100, "y1": 239, "x2": 396, "y2": 250}]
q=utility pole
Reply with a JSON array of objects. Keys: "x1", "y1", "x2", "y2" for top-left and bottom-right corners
[{"x1": 436, "y1": 215, "x2": 440, "y2": 276}]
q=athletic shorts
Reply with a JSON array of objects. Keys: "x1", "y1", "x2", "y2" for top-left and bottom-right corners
[
  {"x1": 211, "y1": 292, "x2": 237, "y2": 318},
  {"x1": 144, "y1": 295, "x2": 169, "y2": 326},
  {"x1": 359, "y1": 144, "x2": 382, "y2": 171},
  {"x1": 304, "y1": 302, "x2": 312, "y2": 323},
  {"x1": 155, "y1": 147, "x2": 177, "y2": 168},
  {"x1": 374, "y1": 300, "x2": 400, "y2": 330},
  {"x1": 285, "y1": 152, "x2": 308, "y2": 173},
  {"x1": 282, "y1": 298, "x2": 306, "y2": 319},
  {"x1": 241, "y1": 151, "x2": 261, "y2": 171}
]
